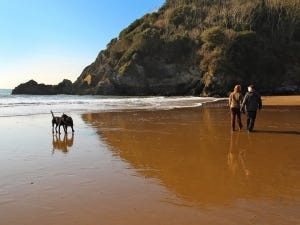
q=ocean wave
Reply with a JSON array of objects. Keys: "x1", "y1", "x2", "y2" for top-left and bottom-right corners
[{"x1": 0, "y1": 92, "x2": 222, "y2": 117}]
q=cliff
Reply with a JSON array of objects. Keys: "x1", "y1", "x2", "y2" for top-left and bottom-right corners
[{"x1": 13, "y1": 0, "x2": 300, "y2": 96}]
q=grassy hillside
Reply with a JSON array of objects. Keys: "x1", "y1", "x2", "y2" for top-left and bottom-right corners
[{"x1": 73, "y1": 0, "x2": 300, "y2": 96}]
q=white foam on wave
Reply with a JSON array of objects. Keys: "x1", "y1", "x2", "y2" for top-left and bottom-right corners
[{"x1": 0, "y1": 92, "x2": 220, "y2": 117}]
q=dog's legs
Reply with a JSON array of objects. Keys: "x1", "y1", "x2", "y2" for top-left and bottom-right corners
[
  {"x1": 71, "y1": 126, "x2": 74, "y2": 133},
  {"x1": 55, "y1": 124, "x2": 59, "y2": 133},
  {"x1": 58, "y1": 124, "x2": 62, "y2": 134}
]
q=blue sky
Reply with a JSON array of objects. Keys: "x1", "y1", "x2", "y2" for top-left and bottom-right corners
[{"x1": 0, "y1": 0, "x2": 165, "y2": 88}]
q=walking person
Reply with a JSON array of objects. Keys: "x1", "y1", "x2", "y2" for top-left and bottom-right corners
[
  {"x1": 229, "y1": 85, "x2": 243, "y2": 131},
  {"x1": 241, "y1": 85, "x2": 262, "y2": 132}
]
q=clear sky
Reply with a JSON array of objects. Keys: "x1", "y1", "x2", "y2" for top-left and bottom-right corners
[{"x1": 0, "y1": 0, "x2": 165, "y2": 89}]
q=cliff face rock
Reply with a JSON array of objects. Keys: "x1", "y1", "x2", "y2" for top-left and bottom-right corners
[
  {"x1": 73, "y1": 53, "x2": 202, "y2": 96},
  {"x1": 13, "y1": 0, "x2": 300, "y2": 96},
  {"x1": 72, "y1": 0, "x2": 300, "y2": 96}
]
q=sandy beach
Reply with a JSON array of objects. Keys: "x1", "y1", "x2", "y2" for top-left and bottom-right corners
[
  {"x1": 0, "y1": 96, "x2": 299, "y2": 225},
  {"x1": 262, "y1": 95, "x2": 300, "y2": 106}
]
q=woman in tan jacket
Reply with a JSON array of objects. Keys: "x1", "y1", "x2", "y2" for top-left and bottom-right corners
[{"x1": 229, "y1": 85, "x2": 243, "y2": 131}]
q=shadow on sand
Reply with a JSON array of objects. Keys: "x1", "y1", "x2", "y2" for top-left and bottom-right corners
[{"x1": 254, "y1": 130, "x2": 300, "y2": 135}]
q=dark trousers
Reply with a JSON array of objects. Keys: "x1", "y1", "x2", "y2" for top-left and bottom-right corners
[
  {"x1": 230, "y1": 108, "x2": 243, "y2": 130},
  {"x1": 246, "y1": 111, "x2": 257, "y2": 131}
]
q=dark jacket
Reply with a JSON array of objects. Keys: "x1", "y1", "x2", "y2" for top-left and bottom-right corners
[{"x1": 241, "y1": 91, "x2": 262, "y2": 112}]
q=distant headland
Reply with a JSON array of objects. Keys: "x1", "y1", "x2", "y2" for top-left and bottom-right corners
[
  {"x1": 12, "y1": 79, "x2": 73, "y2": 95},
  {"x1": 12, "y1": 0, "x2": 300, "y2": 96}
]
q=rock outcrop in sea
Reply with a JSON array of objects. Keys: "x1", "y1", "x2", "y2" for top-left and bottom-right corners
[{"x1": 12, "y1": 79, "x2": 73, "y2": 95}]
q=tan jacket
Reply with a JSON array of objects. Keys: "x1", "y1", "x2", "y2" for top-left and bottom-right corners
[{"x1": 229, "y1": 92, "x2": 243, "y2": 109}]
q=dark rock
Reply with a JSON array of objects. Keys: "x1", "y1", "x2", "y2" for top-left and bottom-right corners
[
  {"x1": 56, "y1": 79, "x2": 73, "y2": 94},
  {"x1": 12, "y1": 80, "x2": 55, "y2": 95},
  {"x1": 12, "y1": 79, "x2": 73, "y2": 95}
]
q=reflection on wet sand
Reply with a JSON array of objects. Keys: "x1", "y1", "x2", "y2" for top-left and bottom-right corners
[
  {"x1": 82, "y1": 107, "x2": 300, "y2": 207},
  {"x1": 52, "y1": 133, "x2": 74, "y2": 154},
  {"x1": 227, "y1": 132, "x2": 250, "y2": 177}
]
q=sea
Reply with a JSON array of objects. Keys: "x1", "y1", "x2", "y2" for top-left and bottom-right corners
[{"x1": 0, "y1": 89, "x2": 222, "y2": 117}]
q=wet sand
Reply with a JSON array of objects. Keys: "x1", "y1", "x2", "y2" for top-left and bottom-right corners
[
  {"x1": 262, "y1": 95, "x2": 300, "y2": 106},
  {"x1": 0, "y1": 97, "x2": 300, "y2": 225}
]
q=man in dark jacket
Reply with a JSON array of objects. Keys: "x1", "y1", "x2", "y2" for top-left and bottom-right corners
[{"x1": 241, "y1": 85, "x2": 262, "y2": 132}]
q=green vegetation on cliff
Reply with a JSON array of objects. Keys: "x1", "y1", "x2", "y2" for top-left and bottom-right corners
[{"x1": 14, "y1": 0, "x2": 300, "y2": 96}]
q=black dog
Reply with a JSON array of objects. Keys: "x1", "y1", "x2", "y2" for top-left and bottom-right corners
[
  {"x1": 61, "y1": 113, "x2": 75, "y2": 133},
  {"x1": 51, "y1": 110, "x2": 64, "y2": 134},
  {"x1": 51, "y1": 111, "x2": 74, "y2": 134}
]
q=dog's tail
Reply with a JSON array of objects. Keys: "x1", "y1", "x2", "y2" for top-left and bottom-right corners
[{"x1": 50, "y1": 110, "x2": 55, "y2": 118}]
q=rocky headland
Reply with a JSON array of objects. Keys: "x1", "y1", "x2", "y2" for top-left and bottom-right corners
[{"x1": 12, "y1": 0, "x2": 300, "y2": 96}]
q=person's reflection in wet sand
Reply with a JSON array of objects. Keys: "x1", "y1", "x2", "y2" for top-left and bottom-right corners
[
  {"x1": 227, "y1": 132, "x2": 250, "y2": 177},
  {"x1": 52, "y1": 133, "x2": 74, "y2": 154}
]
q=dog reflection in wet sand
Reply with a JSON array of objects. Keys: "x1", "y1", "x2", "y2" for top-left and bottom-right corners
[{"x1": 52, "y1": 133, "x2": 74, "y2": 154}]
